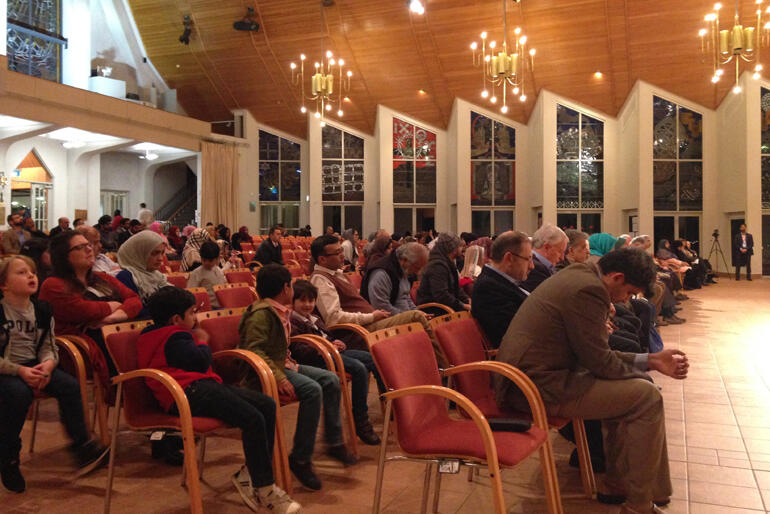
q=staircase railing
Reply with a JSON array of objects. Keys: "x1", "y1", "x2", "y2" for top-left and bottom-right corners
[
  {"x1": 166, "y1": 195, "x2": 197, "y2": 227},
  {"x1": 156, "y1": 180, "x2": 195, "y2": 221}
]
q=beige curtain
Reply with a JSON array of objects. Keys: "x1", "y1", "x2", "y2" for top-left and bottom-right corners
[{"x1": 200, "y1": 141, "x2": 240, "y2": 229}]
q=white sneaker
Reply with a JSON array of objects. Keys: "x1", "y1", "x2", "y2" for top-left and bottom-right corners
[
  {"x1": 256, "y1": 484, "x2": 302, "y2": 514},
  {"x1": 232, "y1": 465, "x2": 259, "y2": 512}
]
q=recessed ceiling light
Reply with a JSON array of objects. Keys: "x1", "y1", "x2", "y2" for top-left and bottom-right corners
[
  {"x1": 594, "y1": 71, "x2": 603, "y2": 78},
  {"x1": 418, "y1": 89, "x2": 427, "y2": 95}
]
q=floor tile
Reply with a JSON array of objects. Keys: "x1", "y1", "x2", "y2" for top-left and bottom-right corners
[
  {"x1": 688, "y1": 481, "x2": 764, "y2": 510},
  {"x1": 686, "y1": 463, "x2": 756, "y2": 487}
]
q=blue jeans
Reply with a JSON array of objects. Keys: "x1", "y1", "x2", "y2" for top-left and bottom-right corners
[
  {"x1": 0, "y1": 365, "x2": 89, "y2": 463},
  {"x1": 340, "y1": 350, "x2": 374, "y2": 421},
  {"x1": 284, "y1": 365, "x2": 342, "y2": 463}
]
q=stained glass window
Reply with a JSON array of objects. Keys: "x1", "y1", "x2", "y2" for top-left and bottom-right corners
[
  {"x1": 653, "y1": 96, "x2": 703, "y2": 212},
  {"x1": 7, "y1": 0, "x2": 64, "y2": 82},
  {"x1": 556, "y1": 105, "x2": 604, "y2": 210},
  {"x1": 322, "y1": 125, "x2": 365, "y2": 231},
  {"x1": 762, "y1": 88, "x2": 770, "y2": 209},
  {"x1": 393, "y1": 117, "x2": 436, "y2": 234},
  {"x1": 258, "y1": 130, "x2": 301, "y2": 231},
  {"x1": 470, "y1": 111, "x2": 515, "y2": 236}
]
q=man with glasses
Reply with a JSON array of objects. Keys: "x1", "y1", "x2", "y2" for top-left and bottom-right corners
[
  {"x1": 471, "y1": 230, "x2": 534, "y2": 349},
  {"x1": 308, "y1": 235, "x2": 448, "y2": 368},
  {"x1": 77, "y1": 226, "x2": 119, "y2": 275}
]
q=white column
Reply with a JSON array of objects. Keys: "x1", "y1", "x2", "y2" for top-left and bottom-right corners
[
  {"x1": 62, "y1": 0, "x2": 91, "y2": 90},
  {"x1": 307, "y1": 114, "x2": 323, "y2": 236}
]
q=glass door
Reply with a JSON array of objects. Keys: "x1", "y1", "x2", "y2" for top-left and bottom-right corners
[{"x1": 30, "y1": 184, "x2": 50, "y2": 230}]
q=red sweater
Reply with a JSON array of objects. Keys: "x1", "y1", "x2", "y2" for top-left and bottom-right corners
[{"x1": 39, "y1": 274, "x2": 143, "y2": 335}]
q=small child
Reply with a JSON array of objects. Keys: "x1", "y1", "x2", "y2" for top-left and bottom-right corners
[
  {"x1": 187, "y1": 241, "x2": 226, "y2": 308},
  {"x1": 290, "y1": 280, "x2": 381, "y2": 446},
  {"x1": 0, "y1": 255, "x2": 108, "y2": 493},
  {"x1": 138, "y1": 286, "x2": 300, "y2": 513}
]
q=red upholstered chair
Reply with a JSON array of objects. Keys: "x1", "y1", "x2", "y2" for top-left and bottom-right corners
[
  {"x1": 368, "y1": 323, "x2": 562, "y2": 514},
  {"x1": 185, "y1": 287, "x2": 212, "y2": 312},
  {"x1": 214, "y1": 283, "x2": 259, "y2": 308},
  {"x1": 165, "y1": 272, "x2": 188, "y2": 289},
  {"x1": 281, "y1": 249, "x2": 296, "y2": 262},
  {"x1": 240, "y1": 242, "x2": 255, "y2": 252},
  {"x1": 430, "y1": 311, "x2": 596, "y2": 499},
  {"x1": 167, "y1": 260, "x2": 182, "y2": 272},
  {"x1": 287, "y1": 265, "x2": 305, "y2": 279},
  {"x1": 102, "y1": 319, "x2": 283, "y2": 513},
  {"x1": 224, "y1": 268, "x2": 256, "y2": 287}
]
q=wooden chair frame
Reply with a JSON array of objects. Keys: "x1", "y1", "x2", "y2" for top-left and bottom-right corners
[
  {"x1": 101, "y1": 319, "x2": 288, "y2": 513},
  {"x1": 429, "y1": 311, "x2": 597, "y2": 499},
  {"x1": 368, "y1": 323, "x2": 563, "y2": 514}
]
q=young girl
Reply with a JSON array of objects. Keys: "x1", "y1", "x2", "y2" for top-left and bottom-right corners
[{"x1": 0, "y1": 256, "x2": 108, "y2": 493}]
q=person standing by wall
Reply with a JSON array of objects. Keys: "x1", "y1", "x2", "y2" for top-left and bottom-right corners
[{"x1": 732, "y1": 223, "x2": 754, "y2": 281}]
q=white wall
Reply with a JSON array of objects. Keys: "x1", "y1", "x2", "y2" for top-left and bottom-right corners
[
  {"x1": 617, "y1": 82, "x2": 641, "y2": 230},
  {"x1": 153, "y1": 161, "x2": 190, "y2": 207},
  {"x1": 100, "y1": 151, "x2": 142, "y2": 214},
  {"x1": 62, "y1": 0, "x2": 91, "y2": 90}
]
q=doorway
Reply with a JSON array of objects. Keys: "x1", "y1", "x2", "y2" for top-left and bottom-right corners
[{"x1": 12, "y1": 151, "x2": 52, "y2": 231}]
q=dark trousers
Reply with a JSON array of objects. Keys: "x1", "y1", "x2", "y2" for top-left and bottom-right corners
[
  {"x1": 341, "y1": 350, "x2": 373, "y2": 421},
  {"x1": 735, "y1": 255, "x2": 751, "y2": 279},
  {"x1": 174, "y1": 379, "x2": 276, "y2": 488},
  {"x1": 0, "y1": 365, "x2": 89, "y2": 463}
]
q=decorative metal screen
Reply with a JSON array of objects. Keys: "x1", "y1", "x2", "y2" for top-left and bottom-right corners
[
  {"x1": 555, "y1": 104, "x2": 604, "y2": 210},
  {"x1": 321, "y1": 125, "x2": 364, "y2": 233},
  {"x1": 7, "y1": 0, "x2": 64, "y2": 82}
]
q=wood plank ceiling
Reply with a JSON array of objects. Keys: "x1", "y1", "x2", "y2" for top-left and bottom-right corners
[{"x1": 127, "y1": 0, "x2": 770, "y2": 138}]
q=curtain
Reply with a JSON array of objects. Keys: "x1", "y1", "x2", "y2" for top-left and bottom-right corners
[{"x1": 201, "y1": 141, "x2": 240, "y2": 229}]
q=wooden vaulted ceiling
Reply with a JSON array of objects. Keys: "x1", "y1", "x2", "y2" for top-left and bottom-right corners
[{"x1": 128, "y1": 0, "x2": 770, "y2": 138}]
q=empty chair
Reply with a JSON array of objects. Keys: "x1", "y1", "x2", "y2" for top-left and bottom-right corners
[
  {"x1": 185, "y1": 287, "x2": 212, "y2": 312},
  {"x1": 224, "y1": 268, "x2": 256, "y2": 287},
  {"x1": 214, "y1": 283, "x2": 259, "y2": 309},
  {"x1": 281, "y1": 249, "x2": 296, "y2": 262},
  {"x1": 287, "y1": 265, "x2": 305, "y2": 279},
  {"x1": 165, "y1": 272, "x2": 188, "y2": 289},
  {"x1": 368, "y1": 323, "x2": 562, "y2": 514}
]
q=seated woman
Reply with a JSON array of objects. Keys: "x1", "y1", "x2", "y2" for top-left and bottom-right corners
[
  {"x1": 39, "y1": 231, "x2": 142, "y2": 392},
  {"x1": 416, "y1": 233, "x2": 471, "y2": 315},
  {"x1": 166, "y1": 225, "x2": 185, "y2": 255},
  {"x1": 459, "y1": 244, "x2": 484, "y2": 296},
  {"x1": 231, "y1": 226, "x2": 251, "y2": 252},
  {"x1": 115, "y1": 231, "x2": 170, "y2": 312},
  {"x1": 181, "y1": 228, "x2": 212, "y2": 271}
]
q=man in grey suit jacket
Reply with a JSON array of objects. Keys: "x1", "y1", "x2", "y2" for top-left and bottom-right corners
[{"x1": 495, "y1": 248, "x2": 689, "y2": 514}]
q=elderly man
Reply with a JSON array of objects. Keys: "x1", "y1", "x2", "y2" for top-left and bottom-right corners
[
  {"x1": 471, "y1": 231, "x2": 533, "y2": 349},
  {"x1": 555, "y1": 229, "x2": 590, "y2": 271},
  {"x1": 361, "y1": 242, "x2": 428, "y2": 315},
  {"x1": 309, "y1": 235, "x2": 447, "y2": 367},
  {"x1": 2, "y1": 213, "x2": 31, "y2": 254},
  {"x1": 256, "y1": 225, "x2": 284, "y2": 266},
  {"x1": 49, "y1": 217, "x2": 70, "y2": 238},
  {"x1": 77, "y1": 226, "x2": 120, "y2": 274},
  {"x1": 520, "y1": 223, "x2": 568, "y2": 292},
  {"x1": 496, "y1": 248, "x2": 689, "y2": 514}
]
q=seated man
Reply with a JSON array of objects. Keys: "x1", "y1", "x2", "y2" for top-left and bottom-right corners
[
  {"x1": 239, "y1": 264, "x2": 356, "y2": 492},
  {"x1": 495, "y1": 248, "x2": 688, "y2": 514},
  {"x1": 520, "y1": 223, "x2": 568, "y2": 292},
  {"x1": 361, "y1": 242, "x2": 428, "y2": 314},
  {"x1": 290, "y1": 280, "x2": 381, "y2": 445},
  {"x1": 139, "y1": 286, "x2": 300, "y2": 513},
  {"x1": 255, "y1": 225, "x2": 284, "y2": 266},
  {"x1": 471, "y1": 231, "x2": 533, "y2": 349},
  {"x1": 555, "y1": 229, "x2": 590, "y2": 272},
  {"x1": 309, "y1": 235, "x2": 447, "y2": 368}
]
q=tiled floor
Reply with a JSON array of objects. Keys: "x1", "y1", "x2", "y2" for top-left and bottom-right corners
[{"x1": 3, "y1": 279, "x2": 770, "y2": 513}]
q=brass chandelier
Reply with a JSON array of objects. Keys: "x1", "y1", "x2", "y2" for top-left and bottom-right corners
[
  {"x1": 699, "y1": 0, "x2": 770, "y2": 93},
  {"x1": 290, "y1": 0, "x2": 352, "y2": 126},
  {"x1": 469, "y1": 0, "x2": 535, "y2": 113}
]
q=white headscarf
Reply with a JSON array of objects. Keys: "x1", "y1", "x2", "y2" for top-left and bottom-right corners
[
  {"x1": 181, "y1": 228, "x2": 211, "y2": 271},
  {"x1": 117, "y1": 230, "x2": 169, "y2": 301}
]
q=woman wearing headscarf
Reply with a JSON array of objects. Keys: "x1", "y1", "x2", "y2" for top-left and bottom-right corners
[
  {"x1": 416, "y1": 233, "x2": 471, "y2": 315},
  {"x1": 181, "y1": 228, "x2": 212, "y2": 271},
  {"x1": 363, "y1": 235, "x2": 392, "y2": 271},
  {"x1": 166, "y1": 226, "x2": 184, "y2": 253},
  {"x1": 340, "y1": 228, "x2": 360, "y2": 269},
  {"x1": 231, "y1": 226, "x2": 251, "y2": 251},
  {"x1": 182, "y1": 225, "x2": 197, "y2": 239},
  {"x1": 115, "y1": 231, "x2": 170, "y2": 305},
  {"x1": 587, "y1": 233, "x2": 618, "y2": 263}
]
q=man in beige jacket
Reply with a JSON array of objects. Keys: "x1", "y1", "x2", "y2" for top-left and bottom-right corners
[{"x1": 495, "y1": 247, "x2": 689, "y2": 514}]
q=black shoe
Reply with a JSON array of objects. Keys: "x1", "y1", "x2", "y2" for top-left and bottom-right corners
[
  {"x1": 355, "y1": 419, "x2": 381, "y2": 446},
  {"x1": 151, "y1": 437, "x2": 184, "y2": 467},
  {"x1": 597, "y1": 492, "x2": 625, "y2": 505},
  {"x1": 747, "y1": 277, "x2": 753, "y2": 281},
  {"x1": 288, "y1": 456, "x2": 321, "y2": 491},
  {"x1": 327, "y1": 444, "x2": 357, "y2": 466},
  {"x1": 72, "y1": 439, "x2": 110, "y2": 477},
  {"x1": 0, "y1": 459, "x2": 25, "y2": 493},
  {"x1": 568, "y1": 448, "x2": 605, "y2": 473}
]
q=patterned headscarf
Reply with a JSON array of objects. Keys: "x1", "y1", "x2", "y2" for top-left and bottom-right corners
[{"x1": 181, "y1": 228, "x2": 211, "y2": 271}]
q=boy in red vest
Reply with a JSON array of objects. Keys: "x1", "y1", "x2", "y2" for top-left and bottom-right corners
[{"x1": 138, "y1": 286, "x2": 300, "y2": 513}]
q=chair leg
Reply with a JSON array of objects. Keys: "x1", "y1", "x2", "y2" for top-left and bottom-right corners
[
  {"x1": 486, "y1": 459, "x2": 506, "y2": 514},
  {"x1": 103, "y1": 384, "x2": 123, "y2": 514},
  {"x1": 420, "y1": 462, "x2": 433, "y2": 514},
  {"x1": 29, "y1": 400, "x2": 40, "y2": 454},
  {"x1": 572, "y1": 418, "x2": 597, "y2": 498},
  {"x1": 198, "y1": 436, "x2": 206, "y2": 480},
  {"x1": 372, "y1": 399, "x2": 393, "y2": 514},
  {"x1": 179, "y1": 428, "x2": 203, "y2": 513},
  {"x1": 538, "y1": 439, "x2": 565, "y2": 514},
  {"x1": 466, "y1": 465, "x2": 473, "y2": 482},
  {"x1": 340, "y1": 378, "x2": 359, "y2": 458},
  {"x1": 432, "y1": 464, "x2": 442, "y2": 513},
  {"x1": 95, "y1": 383, "x2": 110, "y2": 446},
  {"x1": 273, "y1": 406, "x2": 292, "y2": 494}
]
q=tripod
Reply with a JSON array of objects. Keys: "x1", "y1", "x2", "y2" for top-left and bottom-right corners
[{"x1": 707, "y1": 235, "x2": 732, "y2": 280}]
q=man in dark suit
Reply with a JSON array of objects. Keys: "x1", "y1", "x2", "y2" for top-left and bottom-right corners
[
  {"x1": 256, "y1": 225, "x2": 285, "y2": 266},
  {"x1": 495, "y1": 248, "x2": 689, "y2": 513},
  {"x1": 471, "y1": 230, "x2": 533, "y2": 349},
  {"x1": 520, "y1": 223, "x2": 568, "y2": 292},
  {"x1": 732, "y1": 223, "x2": 754, "y2": 281},
  {"x1": 48, "y1": 217, "x2": 70, "y2": 238}
]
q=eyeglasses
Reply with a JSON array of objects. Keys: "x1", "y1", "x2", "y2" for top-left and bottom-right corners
[
  {"x1": 510, "y1": 252, "x2": 533, "y2": 262},
  {"x1": 68, "y1": 243, "x2": 93, "y2": 253},
  {"x1": 323, "y1": 248, "x2": 344, "y2": 257}
]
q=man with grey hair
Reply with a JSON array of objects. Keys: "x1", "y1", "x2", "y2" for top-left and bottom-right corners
[
  {"x1": 631, "y1": 235, "x2": 652, "y2": 251},
  {"x1": 520, "y1": 223, "x2": 568, "y2": 292},
  {"x1": 361, "y1": 242, "x2": 428, "y2": 315},
  {"x1": 77, "y1": 226, "x2": 120, "y2": 275},
  {"x1": 471, "y1": 231, "x2": 534, "y2": 348},
  {"x1": 49, "y1": 217, "x2": 70, "y2": 238},
  {"x1": 556, "y1": 229, "x2": 591, "y2": 272},
  {"x1": 416, "y1": 233, "x2": 471, "y2": 313}
]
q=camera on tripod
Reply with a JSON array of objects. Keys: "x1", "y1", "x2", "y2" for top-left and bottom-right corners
[{"x1": 712, "y1": 228, "x2": 719, "y2": 239}]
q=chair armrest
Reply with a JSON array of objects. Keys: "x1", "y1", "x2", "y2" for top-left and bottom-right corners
[
  {"x1": 211, "y1": 349, "x2": 279, "y2": 398},
  {"x1": 289, "y1": 335, "x2": 338, "y2": 373},
  {"x1": 417, "y1": 303, "x2": 454, "y2": 315},
  {"x1": 442, "y1": 361, "x2": 549, "y2": 431},
  {"x1": 55, "y1": 337, "x2": 89, "y2": 420},
  {"x1": 381, "y1": 385, "x2": 499, "y2": 465},
  {"x1": 486, "y1": 349, "x2": 499, "y2": 358},
  {"x1": 112, "y1": 368, "x2": 195, "y2": 424},
  {"x1": 328, "y1": 323, "x2": 371, "y2": 351}
]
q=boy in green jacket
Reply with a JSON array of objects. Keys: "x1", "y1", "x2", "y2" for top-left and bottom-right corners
[{"x1": 239, "y1": 264, "x2": 356, "y2": 491}]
